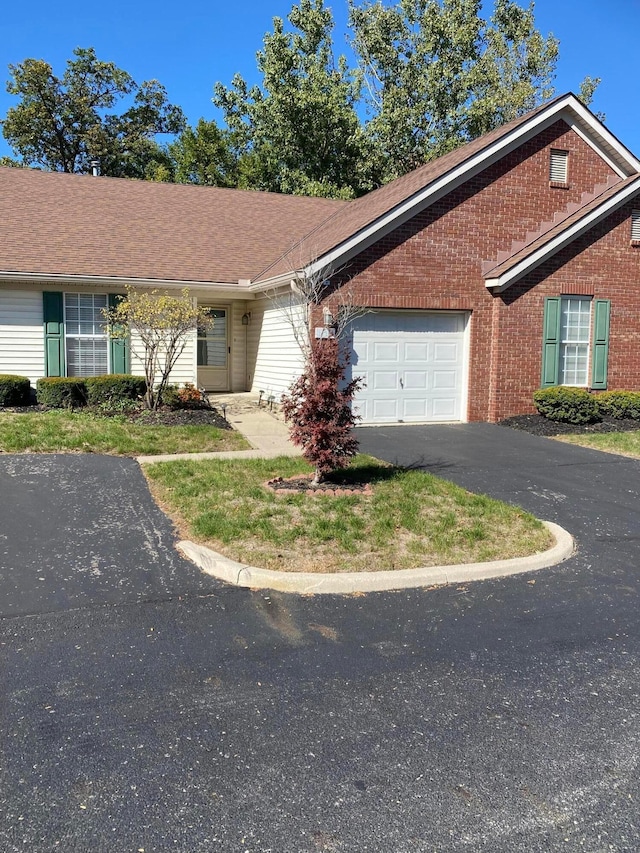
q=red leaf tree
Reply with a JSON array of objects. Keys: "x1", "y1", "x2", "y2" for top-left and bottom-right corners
[{"x1": 281, "y1": 337, "x2": 363, "y2": 486}]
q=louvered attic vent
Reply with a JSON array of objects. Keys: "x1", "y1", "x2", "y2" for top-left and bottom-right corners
[
  {"x1": 549, "y1": 149, "x2": 569, "y2": 185},
  {"x1": 632, "y1": 210, "x2": 640, "y2": 243}
]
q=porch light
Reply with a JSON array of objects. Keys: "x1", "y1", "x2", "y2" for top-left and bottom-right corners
[
  {"x1": 323, "y1": 307, "x2": 334, "y2": 327},
  {"x1": 242, "y1": 312, "x2": 251, "y2": 326}
]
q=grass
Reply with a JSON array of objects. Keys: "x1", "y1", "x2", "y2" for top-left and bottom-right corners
[
  {"x1": 143, "y1": 454, "x2": 552, "y2": 573},
  {"x1": 556, "y1": 430, "x2": 640, "y2": 458},
  {"x1": 0, "y1": 409, "x2": 249, "y2": 455}
]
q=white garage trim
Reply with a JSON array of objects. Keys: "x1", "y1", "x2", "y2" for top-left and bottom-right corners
[{"x1": 349, "y1": 310, "x2": 470, "y2": 425}]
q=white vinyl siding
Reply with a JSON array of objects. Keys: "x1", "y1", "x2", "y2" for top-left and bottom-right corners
[
  {"x1": 129, "y1": 326, "x2": 196, "y2": 388},
  {"x1": 550, "y1": 149, "x2": 569, "y2": 183},
  {"x1": 249, "y1": 294, "x2": 306, "y2": 400},
  {"x1": 0, "y1": 289, "x2": 45, "y2": 385},
  {"x1": 632, "y1": 210, "x2": 640, "y2": 241},
  {"x1": 559, "y1": 297, "x2": 591, "y2": 386}
]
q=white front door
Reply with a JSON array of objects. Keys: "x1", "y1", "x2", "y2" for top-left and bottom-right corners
[
  {"x1": 350, "y1": 311, "x2": 468, "y2": 424},
  {"x1": 197, "y1": 307, "x2": 229, "y2": 391}
]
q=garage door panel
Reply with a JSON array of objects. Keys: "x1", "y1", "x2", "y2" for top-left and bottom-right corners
[
  {"x1": 404, "y1": 371, "x2": 428, "y2": 389},
  {"x1": 404, "y1": 343, "x2": 429, "y2": 361},
  {"x1": 373, "y1": 371, "x2": 399, "y2": 390},
  {"x1": 372, "y1": 342, "x2": 400, "y2": 362},
  {"x1": 432, "y1": 370, "x2": 457, "y2": 390},
  {"x1": 350, "y1": 311, "x2": 468, "y2": 425}
]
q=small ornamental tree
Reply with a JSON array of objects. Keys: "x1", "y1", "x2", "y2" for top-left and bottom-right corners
[
  {"x1": 105, "y1": 287, "x2": 212, "y2": 410},
  {"x1": 281, "y1": 337, "x2": 363, "y2": 485}
]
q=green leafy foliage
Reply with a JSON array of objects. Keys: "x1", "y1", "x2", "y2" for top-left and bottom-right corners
[
  {"x1": 2, "y1": 47, "x2": 185, "y2": 177},
  {"x1": 533, "y1": 386, "x2": 600, "y2": 424},
  {"x1": 85, "y1": 374, "x2": 146, "y2": 406},
  {"x1": 213, "y1": 0, "x2": 376, "y2": 198},
  {"x1": 0, "y1": 375, "x2": 31, "y2": 406},
  {"x1": 105, "y1": 288, "x2": 211, "y2": 410},
  {"x1": 595, "y1": 391, "x2": 640, "y2": 420},
  {"x1": 36, "y1": 377, "x2": 87, "y2": 408}
]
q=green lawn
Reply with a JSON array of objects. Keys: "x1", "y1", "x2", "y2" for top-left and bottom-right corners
[
  {"x1": 556, "y1": 430, "x2": 640, "y2": 458},
  {"x1": 144, "y1": 454, "x2": 552, "y2": 573},
  {"x1": 0, "y1": 410, "x2": 249, "y2": 455}
]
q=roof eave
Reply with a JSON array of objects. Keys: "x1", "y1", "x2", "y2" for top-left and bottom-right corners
[
  {"x1": 485, "y1": 177, "x2": 640, "y2": 293},
  {"x1": 0, "y1": 270, "x2": 255, "y2": 296},
  {"x1": 306, "y1": 94, "x2": 640, "y2": 279}
]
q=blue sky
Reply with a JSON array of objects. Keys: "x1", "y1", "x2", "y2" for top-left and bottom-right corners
[{"x1": 2, "y1": 0, "x2": 639, "y2": 161}]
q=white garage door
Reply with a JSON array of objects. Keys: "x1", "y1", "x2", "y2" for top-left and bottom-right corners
[{"x1": 349, "y1": 311, "x2": 468, "y2": 424}]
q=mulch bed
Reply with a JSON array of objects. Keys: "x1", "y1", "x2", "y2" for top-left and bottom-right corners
[
  {"x1": 498, "y1": 413, "x2": 640, "y2": 436},
  {"x1": 126, "y1": 407, "x2": 232, "y2": 429},
  {"x1": 267, "y1": 475, "x2": 373, "y2": 496}
]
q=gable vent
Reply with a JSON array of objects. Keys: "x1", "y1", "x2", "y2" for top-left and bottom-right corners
[
  {"x1": 550, "y1": 149, "x2": 569, "y2": 184},
  {"x1": 632, "y1": 210, "x2": 640, "y2": 242}
]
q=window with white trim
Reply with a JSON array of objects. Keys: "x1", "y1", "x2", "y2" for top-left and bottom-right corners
[
  {"x1": 64, "y1": 293, "x2": 109, "y2": 376},
  {"x1": 632, "y1": 210, "x2": 640, "y2": 242},
  {"x1": 559, "y1": 296, "x2": 591, "y2": 386},
  {"x1": 550, "y1": 149, "x2": 569, "y2": 184}
]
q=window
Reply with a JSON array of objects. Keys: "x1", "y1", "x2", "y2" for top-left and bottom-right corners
[
  {"x1": 541, "y1": 296, "x2": 610, "y2": 389},
  {"x1": 64, "y1": 293, "x2": 109, "y2": 376},
  {"x1": 549, "y1": 149, "x2": 569, "y2": 185},
  {"x1": 558, "y1": 297, "x2": 591, "y2": 386},
  {"x1": 632, "y1": 210, "x2": 640, "y2": 242},
  {"x1": 197, "y1": 308, "x2": 227, "y2": 367}
]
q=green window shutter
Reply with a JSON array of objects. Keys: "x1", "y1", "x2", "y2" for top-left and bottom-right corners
[
  {"x1": 591, "y1": 299, "x2": 610, "y2": 390},
  {"x1": 541, "y1": 297, "x2": 561, "y2": 387},
  {"x1": 43, "y1": 291, "x2": 65, "y2": 377},
  {"x1": 108, "y1": 294, "x2": 130, "y2": 374}
]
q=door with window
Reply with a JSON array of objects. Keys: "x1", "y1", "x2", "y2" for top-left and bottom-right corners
[{"x1": 197, "y1": 307, "x2": 229, "y2": 391}]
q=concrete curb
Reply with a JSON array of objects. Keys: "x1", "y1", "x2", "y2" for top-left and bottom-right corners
[{"x1": 177, "y1": 520, "x2": 574, "y2": 595}]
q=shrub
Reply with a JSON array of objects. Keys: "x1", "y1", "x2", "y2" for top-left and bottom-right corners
[
  {"x1": 595, "y1": 391, "x2": 640, "y2": 420},
  {"x1": 162, "y1": 383, "x2": 206, "y2": 409},
  {"x1": 36, "y1": 377, "x2": 87, "y2": 408},
  {"x1": 85, "y1": 374, "x2": 146, "y2": 406},
  {"x1": 0, "y1": 375, "x2": 31, "y2": 406},
  {"x1": 281, "y1": 338, "x2": 363, "y2": 485},
  {"x1": 533, "y1": 386, "x2": 600, "y2": 424}
]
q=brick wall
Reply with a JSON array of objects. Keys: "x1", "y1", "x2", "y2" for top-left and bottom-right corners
[{"x1": 331, "y1": 120, "x2": 634, "y2": 421}]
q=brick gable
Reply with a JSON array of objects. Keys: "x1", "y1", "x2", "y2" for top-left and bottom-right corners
[{"x1": 329, "y1": 121, "x2": 630, "y2": 421}]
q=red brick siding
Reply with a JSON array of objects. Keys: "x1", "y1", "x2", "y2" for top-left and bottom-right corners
[{"x1": 328, "y1": 121, "x2": 626, "y2": 422}]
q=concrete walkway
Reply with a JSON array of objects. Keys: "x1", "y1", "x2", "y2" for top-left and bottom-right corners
[{"x1": 136, "y1": 392, "x2": 301, "y2": 464}]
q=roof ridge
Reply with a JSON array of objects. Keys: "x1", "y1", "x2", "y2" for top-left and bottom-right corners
[{"x1": 481, "y1": 174, "x2": 623, "y2": 276}]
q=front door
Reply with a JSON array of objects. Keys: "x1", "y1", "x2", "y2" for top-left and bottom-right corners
[{"x1": 197, "y1": 307, "x2": 229, "y2": 391}]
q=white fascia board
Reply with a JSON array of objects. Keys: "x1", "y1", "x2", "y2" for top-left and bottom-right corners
[
  {"x1": 564, "y1": 99, "x2": 640, "y2": 177},
  {"x1": 249, "y1": 271, "x2": 301, "y2": 293},
  {"x1": 0, "y1": 270, "x2": 254, "y2": 297},
  {"x1": 305, "y1": 95, "x2": 640, "y2": 279},
  {"x1": 486, "y1": 178, "x2": 640, "y2": 292}
]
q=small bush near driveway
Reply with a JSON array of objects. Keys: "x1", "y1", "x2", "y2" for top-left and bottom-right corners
[{"x1": 143, "y1": 455, "x2": 552, "y2": 573}]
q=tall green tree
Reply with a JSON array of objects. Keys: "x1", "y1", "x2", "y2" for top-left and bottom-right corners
[
  {"x1": 213, "y1": 0, "x2": 376, "y2": 199},
  {"x1": 348, "y1": 0, "x2": 597, "y2": 180},
  {"x1": 168, "y1": 119, "x2": 241, "y2": 187},
  {"x1": 2, "y1": 47, "x2": 185, "y2": 177}
]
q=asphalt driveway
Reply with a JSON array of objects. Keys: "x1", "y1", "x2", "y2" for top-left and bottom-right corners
[
  {"x1": 357, "y1": 421, "x2": 640, "y2": 577},
  {"x1": 0, "y1": 453, "x2": 220, "y2": 616},
  {"x1": 3, "y1": 433, "x2": 640, "y2": 851}
]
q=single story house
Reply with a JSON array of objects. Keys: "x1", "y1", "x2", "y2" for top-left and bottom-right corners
[{"x1": 2, "y1": 92, "x2": 640, "y2": 424}]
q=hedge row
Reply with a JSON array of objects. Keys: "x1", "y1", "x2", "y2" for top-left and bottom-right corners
[
  {"x1": 34, "y1": 375, "x2": 146, "y2": 408},
  {"x1": 0, "y1": 374, "x2": 31, "y2": 406},
  {"x1": 533, "y1": 387, "x2": 640, "y2": 424}
]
